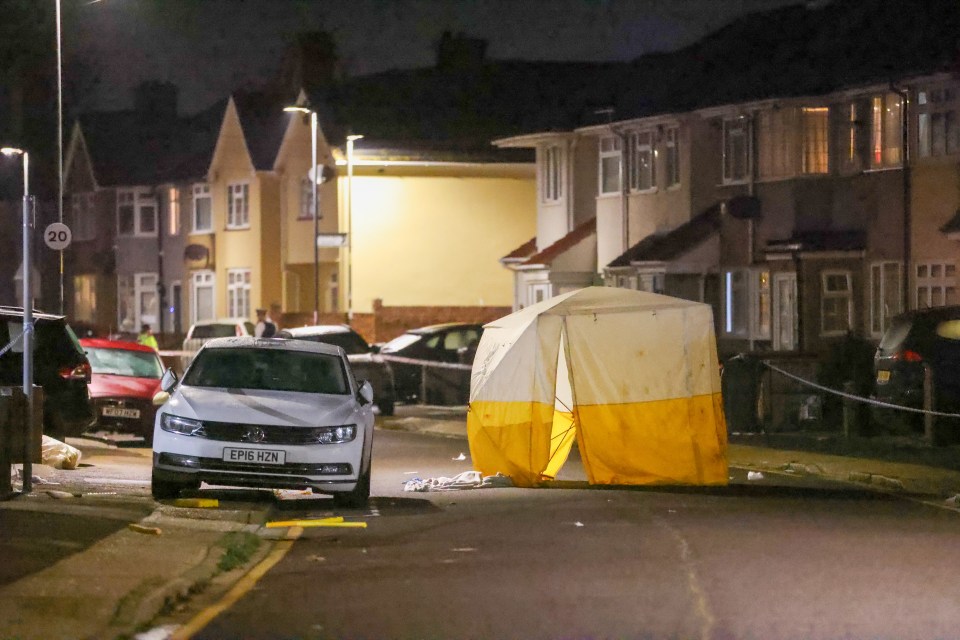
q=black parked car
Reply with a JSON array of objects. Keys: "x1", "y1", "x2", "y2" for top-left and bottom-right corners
[
  {"x1": 0, "y1": 307, "x2": 94, "y2": 439},
  {"x1": 278, "y1": 324, "x2": 397, "y2": 416},
  {"x1": 379, "y1": 323, "x2": 483, "y2": 405},
  {"x1": 874, "y1": 305, "x2": 960, "y2": 434}
]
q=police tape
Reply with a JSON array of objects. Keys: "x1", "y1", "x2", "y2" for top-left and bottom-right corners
[
  {"x1": 378, "y1": 354, "x2": 472, "y2": 371},
  {"x1": 762, "y1": 360, "x2": 960, "y2": 419},
  {"x1": 0, "y1": 322, "x2": 29, "y2": 358}
]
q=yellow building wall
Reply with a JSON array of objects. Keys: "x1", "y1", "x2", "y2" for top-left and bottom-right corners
[{"x1": 345, "y1": 172, "x2": 535, "y2": 311}]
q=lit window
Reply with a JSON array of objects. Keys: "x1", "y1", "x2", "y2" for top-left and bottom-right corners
[
  {"x1": 723, "y1": 268, "x2": 770, "y2": 339},
  {"x1": 801, "y1": 107, "x2": 828, "y2": 174},
  {"x1": 871, "y1": 93, "x2": 902, "y2": 168}
]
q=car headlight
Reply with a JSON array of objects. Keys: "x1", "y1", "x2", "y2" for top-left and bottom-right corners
[
  {"x1": 312, "y1": 425, "x2": 357, "y2": 444},
  {"x1": 160, "y1": 413, "x2": 206, "y2": 437}
]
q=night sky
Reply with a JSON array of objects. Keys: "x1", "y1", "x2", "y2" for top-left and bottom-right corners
[{"x1": 67, "y1": 0, "x2": 803, "y2": 115}]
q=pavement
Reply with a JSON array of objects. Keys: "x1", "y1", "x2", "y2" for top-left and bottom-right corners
[{"x1": 3, "y1": 404, "x2": 960, "y2": 640}]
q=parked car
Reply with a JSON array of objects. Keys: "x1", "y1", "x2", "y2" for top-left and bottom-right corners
[
  {"x1": 0, "y1": 306, "x2": 93, "y2": 439},
  {"x1": 379, "y1": 322, "x2": 483, "y2": 405},
  {"x1": 151, "y1": 336, "x2": 375, "y2": 506},
  {"x1": 80, "y1": 337, "x2": 165, "y2": 444},
  {"x1": 277, "y1": 325, "x2": 397, "y2": 416},
  {"x1": 874, "y1": 305, "x2": 960, "y2": 434},
  {"x1": 180, "y1": 318, "x2": 255, "y2": 369}
]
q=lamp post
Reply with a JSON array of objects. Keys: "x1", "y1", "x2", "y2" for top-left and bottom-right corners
[
  {"x1": 346, "y1": 134, "x2": 363, "y2": 322},
  {"x1": 2, "y1": 147, "x2": 33, "y2": 494},
  {"x1": 284, "y1": 105, "x2": 320, "y2": 324}
]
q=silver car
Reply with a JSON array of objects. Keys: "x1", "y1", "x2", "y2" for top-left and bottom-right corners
[{"x1": 151, "y1": 336, "x2": 375, "y2": 507}]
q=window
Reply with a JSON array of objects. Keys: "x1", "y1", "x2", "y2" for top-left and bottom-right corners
[
  {"x1": 72, "y1": 274, "x2": 96, "y2": 323},
  {"x1": 870, "y1": 262, "x2": 902, "y2": 336},
  {"x1": 664, "y1": 127, "x2": 680, "y2": 188},
  {"x1": 192, "y1": 184, "x2": 212, "y2": 233},
  {"x1": 836, "y1": 100, "x2": 870, "y2": 174},
  {"x1": 723, "y1": 117, "x2": 749, "y2": 183},
  {"x1": 300, "y1": 176, "x2": 316, "y2": 219},
  {"x1": 116, "y1": 188, "x2": 157, "y2": 237},
  {"x1": 191, "y1": 271, "x2": 215, "y2": 324},
  {"x1": 598, "y1": 136, "x2": 621, "y2": 195},
  {"x1": 227, "y1": 183, "x2": 250, "y2": 228},
  {"x1": 917, "y1": 87, "x2": 960, "y2": 159},
  {"x1": 628, "y1": 131, "x2": 655, "y2": 191},
  {"x1": 821, "y1": 271, "x2": 852, "y2": 336},
  {"x1": 227, "y1": 268, "x2": 251, "y2": 318},
  {"x1": 801, "y1": 107, "x2": 828, "y2": 174},
  {"x1": 136, "y1": 273, "x2": 159, "y2": 329},
  {"x1": 871, "y1": 93, "x2": 902, "y2": 168},
  {"x1": 71, "y1": 192, "x2": 96, "y2": 241},
  {"x1": 541, "y1": 145, "x2": 562, "y2": 202},
  {"x1": 328, "y1": 272, "x2": 339, "y2": 312},
  {"x1": 757, "y1": 108, "x2": 792, "y2": 179},
  {"x1": 722, "y1": 268, "x2": 770, "y2": 339},
  {"x1": 167, "y1": 187, "x2": 180, "y2": 236},
  {"x1": 916, "y1": 261, "x2": 958, "y2": 308}
]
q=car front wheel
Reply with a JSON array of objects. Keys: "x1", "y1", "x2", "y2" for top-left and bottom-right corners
[
  {"x1": 151, "y1": 470, "x2": 197, "y2": 500},
  {"x1": 333, "y1": 467, "x2": 371, "y2": 508}
]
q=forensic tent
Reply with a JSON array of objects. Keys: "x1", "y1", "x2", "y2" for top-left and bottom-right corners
[{"x1": 466, "y1": 286, "x2": 727, "y2": 487}]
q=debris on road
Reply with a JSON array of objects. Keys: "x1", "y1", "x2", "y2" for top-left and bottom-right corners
[
  {"x1": 40, "y1": 436, "x2": 82, "y2": 470},
  {"x1": 747, "y1": 471, "x2": 764, "y2": 481},
  {"x1": 45, "y1": 490, "x2": 77, "y2": 499},
  {"x1": 404, "y1": 470, "x2": 514, "y2": 491},
  {"x1": 128, "y1": 523, "x2": 162, "y2": 535},
  {"x1": 452, "y1": 452, "x2": 466, "y2": 461}
]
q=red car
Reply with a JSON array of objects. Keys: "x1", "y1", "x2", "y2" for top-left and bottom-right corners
[{"x1": 80, "y1": 338, "x2": 165, "y2": 444}]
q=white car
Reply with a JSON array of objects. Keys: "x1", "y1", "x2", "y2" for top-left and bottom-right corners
[
  {"x1": 151, "y1": 336, "x2": 375, "y2": 507},
  {"x1": 179, "y1": 318, "x2": 255, "y2": 370}
]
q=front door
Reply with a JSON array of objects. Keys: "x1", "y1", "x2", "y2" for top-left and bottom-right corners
[{"x1": 773, "y1": 273, "x2": 798, "y2": 351}]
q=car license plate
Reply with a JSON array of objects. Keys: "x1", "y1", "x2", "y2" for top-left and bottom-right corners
[
  {"x1": 102, "y1": 406, "x2": 140, "y2": 419},
  {"x1": 876, "y1": 370, "x2": 891, "y2": 384},
  {"x1": 223, "y1": 447, "x2": 286, "y2": 465}
]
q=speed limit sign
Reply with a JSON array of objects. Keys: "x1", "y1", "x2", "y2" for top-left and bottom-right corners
[{"x1": 44, "y1": 222, "x2": 72, "y2": 250}]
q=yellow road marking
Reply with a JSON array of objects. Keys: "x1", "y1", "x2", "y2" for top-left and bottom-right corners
[
  {"x1": 174, "y1": 498, "x2": 220, "y2": 508},
  {"x1": 170, "y1": 526, "x2": 303, "y2": 640},
  {"x1": 266, "y1": 517, "x2": 367, "y2": 529}
]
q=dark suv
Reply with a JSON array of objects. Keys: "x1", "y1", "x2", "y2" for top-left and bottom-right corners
[
  {"x1": 873, "y1": 305, "x2": 960, "y2": 432},
  {"x1": 0, "y1": 307, "x2": 94, "y2": 439}
]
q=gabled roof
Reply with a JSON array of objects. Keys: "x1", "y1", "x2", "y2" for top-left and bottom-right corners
[
  {"x1": 233, "y1": 91, "x2": 290, "y2": 171},
  {"x1": 78, "y1": 99, "x2": 224, "y2": 187},
  {"x1": 522, "y1": 217, "x2": 596, "y2": 266},
  {"x1": 608, "y1": 203, "x2": 723, "y2": 268}
]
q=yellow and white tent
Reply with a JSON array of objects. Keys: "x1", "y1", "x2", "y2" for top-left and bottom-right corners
[{"x1": 467, "y1": 286, "x2": 727, "y2": 487}]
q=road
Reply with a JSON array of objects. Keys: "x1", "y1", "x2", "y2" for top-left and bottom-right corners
[
  {"x1": 169, "y1": 429, "x2": 960, "y2": 640},
  {"x1": 13, "y1": 424, "x2": 960, "y2": 639}
]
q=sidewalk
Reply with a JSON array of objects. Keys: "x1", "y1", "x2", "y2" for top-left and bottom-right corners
[{"x1": 2, "y1": 405, "x2": 960, "y2": 640}]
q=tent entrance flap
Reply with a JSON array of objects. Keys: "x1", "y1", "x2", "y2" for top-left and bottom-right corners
[{"x1": 542, "y1": 330, "x2": 575, "y2": 480}]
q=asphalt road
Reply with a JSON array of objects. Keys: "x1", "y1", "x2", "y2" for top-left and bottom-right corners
[{"x1": 184, "y1": 429, "x2": 960, "y2": 640}]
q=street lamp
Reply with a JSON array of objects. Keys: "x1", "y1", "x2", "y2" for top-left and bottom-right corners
[
  {"x1": 2, "y1": 146, "x2": 34, "y2": 494},
  {"x1": 346, "y1": 134, "x2": 363, "y2": 322},
  {"x1": 284, "y1": 105, "x2": 320, "y2": 324}
]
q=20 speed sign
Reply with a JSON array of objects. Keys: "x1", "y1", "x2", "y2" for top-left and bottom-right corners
[{"x1": 44, "y1": 222, "x2": 72, "y2": 250}]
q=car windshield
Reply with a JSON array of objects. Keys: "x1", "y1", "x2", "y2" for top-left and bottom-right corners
[
  {"x1": 191, "y1": 324, "x2": 246, "y2": 340},
  {"x1": 85, "y1": 347, "x2": 163, "y2": 379},
  {"x1": 183, "y1": 347, "x2": 349, "y2": 394},
  {"x1": 381, "y1": 333, "x2": 420, "y2": 352},
  {"x1": 292, "y1": 331, "x2": 370, "y2": 355}
]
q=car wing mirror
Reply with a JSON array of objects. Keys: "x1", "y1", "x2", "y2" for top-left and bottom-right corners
[
  {"x1": 160, "y1": 367, "x2": 179, "y2": 393},
  {"x1": 357, "y1": 379, "x2": 374, "y2": 405}
]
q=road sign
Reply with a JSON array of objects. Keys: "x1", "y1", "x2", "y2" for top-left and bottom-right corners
[
  {"x1": 43, "y1": 222, "x2": 71, "y2": 250},
  {"x1": 316, "y1": 233, "x2": 347, "y2": 248}
]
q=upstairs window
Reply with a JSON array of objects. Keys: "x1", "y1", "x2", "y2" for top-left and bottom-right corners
[
  {"x1": 836, "y1": 100, "x2": 870, "y2": 174},
  {"x1": 664, "y1": 127, "x2": 680, "y2": 188},
  {"x1": 116, "y1": 188, "x2": 157, "y2": 237},
  {"x1": 871, "y1": 93, "x2": 902, "y2": 168},
  {"x1": 598, "y1": 136, "x2": 621, "y2": 195},
  {"x1": 167, "y1": 187, "x2": 180, "y2": 236},
  {"x1": 540, "y1": 145, "x2": 562, "y2": 202},
  {"x1": 192, "y1": 184, "x2": 212, "y2": 233},
  {"x1": 71, "y1": 192, "x2": 96, "y2": 241},
  {"x1": 227, "y1": 182, "x2": 250, "y2": 229},
  {"x1": 757, "y1": 108, "x2": 792, "y2": 179},
  {"x1": 723, "y1": 118, "x2": 749, "y2": 183},
  {"x1": 917, "y1": 87, "x2": 960, "y2": 159},
  {"x1": 801, "y1": 107, "x2": 829, "y2": 174},
  {"x1": 300, "y1": 176, "x2": 316, "y2": 219},
  {"x1": 628, "y1": 130, "x2": 655, "y2": 192}
]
